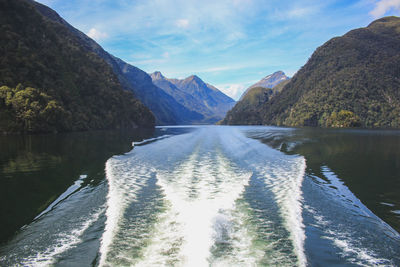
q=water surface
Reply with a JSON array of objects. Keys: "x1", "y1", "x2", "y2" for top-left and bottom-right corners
[{"x1": 0, "y1": 126, "x2": 399, "y2": 266}]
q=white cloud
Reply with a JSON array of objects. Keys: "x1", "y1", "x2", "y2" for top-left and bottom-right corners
[
  {"x1": 131, "y1": 52, "x2": 152, "y2": 59},
  {"x1": 176, "y1": 19, "x2": 190, "y2": 28},
  {"x1": 270, "y1": 5, "x2": 319, "y2": 20},
  {"x1": 162, "y1": 52, "x2": 170, "y2": 58},
  {"x1": 217, "y1": 83, "x2": 247, "y2": 100},
  {"x1": 370, "y1": 0, "x2": 400, "y2": 17},
  {"x1": 197, "y1": 66, "x2": 239, "y2": 73},
  {"x1": 287, "y1": 7, "x2": 315, "y2": 18},
  {"x1": 87, "y1": 28, "x2": 108, "y2": 41}
]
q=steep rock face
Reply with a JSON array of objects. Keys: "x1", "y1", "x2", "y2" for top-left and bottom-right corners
[
  {"x1": 261, "y1": 16, "x2": 400, "y2": 128},
  {"x1": 239, "y1": 71, "x2": 289, "y2": 100},
  {"x1": 31, "y1": 0, "x2": 200, "y2": 125},
  {"x1": 151, "y1": 72, "x2": 235, "y2": 123},
  {"x1": 0, "y1": 0, "x2": 154, "y2": 133}
]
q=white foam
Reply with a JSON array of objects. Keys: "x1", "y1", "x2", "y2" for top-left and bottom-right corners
[
  {"x1": 313, "y1": 211, "x2": 394, "y2": 266},
  {"x1": 99, "y1": 158, "x2": 152, "y2": 266},
  {"x1": 219, "y1": 128, "x2": 307, "y2": 266},
  {"x1": 381, "y1": 202, "x2": 395, "y2": 207},
  {"x1": 22, "y1": 206, "x2": 103, "y2": 266},
  {"x1": 132, "y1": 134, "x2": 171, "y2": 147},
  {"x1": 137, "y1": 149, "x2": 253, "y2": 266},
  {"x1": 99, "y1": 126, "x2": 308, "y2": 266},
  {"x1": 254, "y1": 156, "x2": 307, "y2": 267}
]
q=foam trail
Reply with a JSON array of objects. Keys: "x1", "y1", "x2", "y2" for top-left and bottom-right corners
[
  {"x1": 136, "y1": 145, "x2": 253, "y2": 266},
  {"x1": 266, "y1": 157, "x2": 307, "y2": 267},
  {"x1": 219, "y1": 127, "x2": 307, "y2": 266},
  {"x1": 22, "y1": 207, "x2": 103, "y2": 266},
  {"x1": 132, "y1": 134, "x2": 171, "y2": 147},
  {"x1": 99, "y1": 158, "x2": 153, "y2": 266},
  {"x1": 99, "y1": 126, "x2": 307, "y2": 266},
  {"x1": 99, "y1": 160, "x2": 123, "y2": 267}
]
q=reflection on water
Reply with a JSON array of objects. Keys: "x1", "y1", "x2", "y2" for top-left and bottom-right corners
[{"x1": 0, "y1": 129, "x2": 155, "y2": 244}]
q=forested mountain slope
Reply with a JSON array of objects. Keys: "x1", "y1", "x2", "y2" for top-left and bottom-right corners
[
  {"x1": 261, "y1": 16, "x2": 400, "y2": 128},
  {"x1": 0, "y1": 0, "x2": 154, "y2": 133}
]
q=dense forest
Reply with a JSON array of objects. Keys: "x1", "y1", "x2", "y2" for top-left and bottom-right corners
[
  {"x1": 222, "y1": 16, "x2": 400, "y2": 128},
  {"x1": 0, "y1": 0, "x2": 154, "y2": 133}
]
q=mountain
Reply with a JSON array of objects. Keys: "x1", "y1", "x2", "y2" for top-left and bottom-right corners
[
  {"x1": 30, "y1": 0, "x2": 201, "y2": 125},
  {"x1": 239, "y1": 71, "x2": 289, "y2": 100},
  {"x1": 0, "y1": 0, "x2": 154, "y2": 133},
  {"x1": 112, "y1": 59, "x2": 203, "y2": 125},
  {"x1": 262, "y1": 16, "x2": 400, "y2": 128},
  {"x1": 151, "y1": 72, "x2": 235, "y2": 123},
  {"x1": 223, "y1": 16, "x2": 400, "y2": 128},
  {"x1": 220, "y1": 80, "x2": 290, "y2": 125}
]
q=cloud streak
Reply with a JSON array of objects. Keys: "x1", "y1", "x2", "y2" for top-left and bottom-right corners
[
  {"x1": 87, "y1": 28, "x2": 108, "y2": 41},
  {"x1": 370, "y1": 0, "x2": 400, "y2": 18},
  {"x1": 216, "y1": 83, "x2": 252, "y2": 100},
  {"x1": 176, "y1": 19, "x2": 190, "y2": 28},
  {"x1": 37, "y1": 0, "x2": 382, "y2": 96}
]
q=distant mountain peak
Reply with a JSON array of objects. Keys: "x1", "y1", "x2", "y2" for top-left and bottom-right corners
[
  {"x1": 150, "y1": 71, "x2": 165, "y2": 80},
  {"x1": 185, "y1": 74, "x2": 202, "y2": 83},
  {"x1": 259, "y1": 71, "x2": 287, "y2": 83},
  {"x1": 239, "y1": 71, "x2": 289, "y2": 100}
]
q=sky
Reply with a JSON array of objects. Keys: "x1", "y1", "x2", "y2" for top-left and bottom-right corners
[{"x1": 36, "y1": 0, "x2": 400, "y2": 100}]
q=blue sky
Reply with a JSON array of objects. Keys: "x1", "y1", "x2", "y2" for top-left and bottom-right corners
[{"x1": 36, "y1": 0, "x2": 400, "y2": 100}]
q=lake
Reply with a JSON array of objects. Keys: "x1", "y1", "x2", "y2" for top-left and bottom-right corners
[{"x1": 0, "y1": 126, "x2": 399, "y2": 266}]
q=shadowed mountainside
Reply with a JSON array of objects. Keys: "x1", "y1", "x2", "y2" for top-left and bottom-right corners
[
  {"x1": 31, "y1": 0, "x2": 203, "y2": 125},
  {"x1": 0, "y1": 0, "x2": 155, "y2": 133}
]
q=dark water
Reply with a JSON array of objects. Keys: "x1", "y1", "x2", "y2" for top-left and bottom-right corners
[
  {"x1": 246, "y1": 127, "x2": 400, "y2": 233},
  {"x1": 0, "y1": 129, "x2": 155, "y2": 244},
  {"x1": 0, "y1": 126, "x2": 399, "y2": 266}
]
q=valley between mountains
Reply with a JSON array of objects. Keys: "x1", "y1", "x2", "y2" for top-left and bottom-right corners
[{"x1": 1, "y1": 0, "x2": 399, "y2": 133}]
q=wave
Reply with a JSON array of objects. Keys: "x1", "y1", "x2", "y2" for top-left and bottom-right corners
[
  {"x1": 21, "y1": 206, "x2": 104, "y2": 266},
  {"x1": 304, "y1": 165, "x2": 400, "y2": 266},
  {"x1": 219, "y1": 128, "x2": 307, "y2": 266},
  {"x1": 132, "y1": 134, "x2": 171, "y2": 147},
  {"x1": 100, "y1": 127, "x2": 308, "y2": 266}
]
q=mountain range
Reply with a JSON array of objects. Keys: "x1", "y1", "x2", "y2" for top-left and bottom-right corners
[
  {"x1": 222, "y1": 16, "x2": 400, "y2": 128},
  {"x1": 1, "y1": 0, "x2": 235, "y2": 131},
  {"x1": 151, "y1": 72, "x2": 235, "y2": 123},
  {"x1": 2, "y1": 0, "x2": 399, "y2": 131}
]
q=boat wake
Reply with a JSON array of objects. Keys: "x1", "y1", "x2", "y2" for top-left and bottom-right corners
[{"x1": 100, "y1": 126, "x2": 307, "y2": 266}]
